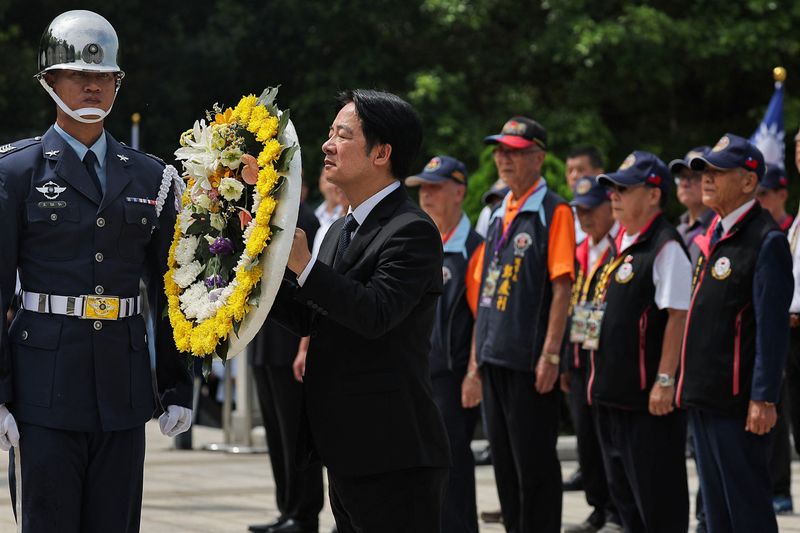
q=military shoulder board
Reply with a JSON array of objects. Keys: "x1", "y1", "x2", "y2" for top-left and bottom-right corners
[{"x1": 0, "y1": 144, "x2": 16, "y2": 154}]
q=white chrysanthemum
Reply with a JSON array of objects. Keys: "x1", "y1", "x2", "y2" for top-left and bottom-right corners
[
  {"x1": 179, "y1": 281, "x2": 208, "y2": 319},
  {"x1": 173, "y1": 260, "x2": 204, "y2": 289},
  {"x1": 179, "y1": 210, "x2": 194, "y2": 233},
  {"x1": 174, "y1": 236, "x2": 200, "y2": 266},
  {"x1": 195, "y1": 194, "x2": 212, "y2": 210},
  {"x1": 174, "y1": 120, "x2": 218, "y2": 187},
  {"x1": 219, "y1": 177, "x2": 244, "y2": 201}
]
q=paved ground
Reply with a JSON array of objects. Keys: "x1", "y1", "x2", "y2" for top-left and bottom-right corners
[{"x1": 1, "y1": 422, "x2": 800, "y2": 532}]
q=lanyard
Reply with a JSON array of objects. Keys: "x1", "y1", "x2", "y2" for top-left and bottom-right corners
[{"x1": 491, "y1": 181, "x2": 544, "y2": 259}]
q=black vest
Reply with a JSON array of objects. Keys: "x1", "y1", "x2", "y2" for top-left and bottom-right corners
[
  {"x1": 429, "y1": 222, "x2": 483, "y2": 378},
  {"x1": 677, "y1": 204, "x2": 780, "y2": 418},
  {"x1": 589, "y1": 214, "x2": 687, "y2": 410},
  {"x1": 475, "y1": 187, "x2": 565, "y2": 372}
]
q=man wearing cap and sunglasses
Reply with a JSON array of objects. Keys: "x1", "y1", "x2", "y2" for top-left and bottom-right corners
[
  {"x1": 591, "y1": 151, "x2": 691, "y2": 532},
  {"x1": 470, "y1": 116, "x2": 576, "y2": 532},
  {"x1": 0, "y1": 10, "x2": 193, "y2": 532},
  {"x1": 677, "y1": 134, "x2": 793, "y2": 533},
  {"x1": 670, "y1": 147, "x2": 715, "y2": 266},
  {"x1": 406, "y1": 155, "x2": 483, "y2": 533}
]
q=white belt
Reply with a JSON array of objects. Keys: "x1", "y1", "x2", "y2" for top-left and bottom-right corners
[{"x1": 21, "y1": 291, "x2": 142, "y2": 320}]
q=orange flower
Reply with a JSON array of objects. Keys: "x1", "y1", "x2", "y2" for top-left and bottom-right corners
[
  {"x1": 238, "y1": 208, "x2": 253, "y2": 230},
  {"x1": 214, "y1": 107, "x2": 235, "y2": 125},
  {"x1": 241, "y1": 154, "x2": 259, "y2": 185}
]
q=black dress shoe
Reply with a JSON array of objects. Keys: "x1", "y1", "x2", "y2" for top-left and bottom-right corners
[
  {"x1": 269, "y1": 518, "x2": 318, "y2": 533},
  {"x1": 248, "y1": 516, "x2": 287, "y2": 532},
  {"x1": 562, "y1": 468, "x2": 583, "y2": 491}
]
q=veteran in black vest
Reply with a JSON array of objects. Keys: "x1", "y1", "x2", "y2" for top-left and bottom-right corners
[
  {"x1": 593, "y1": 152, "x2": 691, "y2": 533},
  {"x1": 0, "y1": 11, "x2": 192, "y2": 533},
  {"x1": 561, "y1": 177, "x2": 622, "y2": 533},
  {"x1": 472, "y1": 117, "x2": 576, "y2": 533},
  {"x1": 270, "y1": 90, "x2": 450, "y2": 533},
  {"x1": 676, "y1": 134, "x2": 793, "y2": 533},
  {"x1": 406, "y1": 155, "x2": 483, "y2": 533}
]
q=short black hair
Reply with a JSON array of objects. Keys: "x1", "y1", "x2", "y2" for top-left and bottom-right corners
[
  {"x1": 336, "y1": 89, "x2": 422, "y2": 180},
  {"x1": 567, "y1": 145, "x2": 604, "y2": 170}
]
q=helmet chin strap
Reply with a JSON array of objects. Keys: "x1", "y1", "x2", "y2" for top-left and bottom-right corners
[{"x1": 37, "y1": 76, "x2": 118, "y2": 124}]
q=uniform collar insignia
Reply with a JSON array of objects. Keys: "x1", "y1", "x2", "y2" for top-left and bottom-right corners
[
  {"x1": 116, "y1": 153, "x2": 129, "y2": 162},
  {"x1": 45, "y1": 149, "x2": 60, "y2": 157},
  {"x1": 0, "y1": 144, "x2": 16, "y2": 154}
]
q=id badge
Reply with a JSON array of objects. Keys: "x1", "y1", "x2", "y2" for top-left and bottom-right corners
[
  {"x1": 480, "y1": 262, "x2": 501, "y2": 308},
  {"x1": 569, "y1": 304, "x2": 590, "y2": 343},
  {"x1": 582, "y1": 303, "x2": 606, "y2": 351}
]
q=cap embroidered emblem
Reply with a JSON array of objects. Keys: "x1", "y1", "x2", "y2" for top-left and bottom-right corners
[
  {"x1": 424, "y1": 157, "x2": 442, "y2": 172},
  {"x1": 502, "y1": 120, "x2": 526, "y2": 136},
  {"x1": 647, "y1": 174, "x2": 662, "y2": 185},
  {"x1": 744, "y1": 157, "x2": 757, "y2": 170},
  {"x1": 712, "y1": 136, "x2": 730, "y2": 152},
  {"x1": 576, "y1": 178, "x2": 592, "y2": 195},
  {"x1": 619, "y1": 153, "x2": 636, "y2": 170}
]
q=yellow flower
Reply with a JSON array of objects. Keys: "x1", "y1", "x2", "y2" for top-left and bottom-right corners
[
  {"x1": 255, "y1": 116, "x2": 280, "y2": 142},
  {"x1": 256, "y1": 166, "x2": 279, "y2": 197},
  {"x1": 232, "y1": 95, "x2": 257, "y2": 124},
  {"x1": 258, "y1": 139, "x2": 282, "y2": 167},
  {"x1": 246, "y1": 226, "x2": 271, "y2": 256},
  {"x1": 247, "y1": 106, "x2": 269, "y2": 134},
  {"x1": 256, "y1": 196, "x2": 277, "y2": 224}
]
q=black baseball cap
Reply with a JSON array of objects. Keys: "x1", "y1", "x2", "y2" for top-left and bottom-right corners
[
  {"x1": 669, "y1": 146, "x2": 711, "y2": 175},
  {"x1": 689, "y1": 133, "x2": 765, "y2": 181},
  {"x1": 405, "y1": 155, "x2": 468, "y2": 187},
  {"x1": 570, "y1": 176, "x2": 610, "y2": 209},
  {"x1": 484, "y1": 116, "x2": 547, "y2": 150},
  {"x1": 598, "y1": 151, "x2": 671, "y2": 195},
  {"x1": 481, "y1": 179, "x2": 510, "y2": 204},
  {"x1": 760, "y1": 165, "x2": 788, "y2": 190}
]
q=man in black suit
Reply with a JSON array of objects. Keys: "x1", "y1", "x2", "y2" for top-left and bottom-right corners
[
  {"x1": 248, "y1": 198, "x2": 322, "y2": 533},
  {"x1": 271, "y1": 89, "x2": 451, "y2": 533}
]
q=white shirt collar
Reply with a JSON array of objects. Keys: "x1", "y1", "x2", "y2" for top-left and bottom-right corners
[
  {"x1": 348, "y1": 181, "x2": 401, "y2": 226},
  {"x1": 718, "y1": 199, "x2": 756, "y2": 236}
]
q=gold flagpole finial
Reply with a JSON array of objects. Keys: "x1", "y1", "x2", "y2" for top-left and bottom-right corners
[{"x1": 773, "y1": 66, "x2": 787, "y2": 82}]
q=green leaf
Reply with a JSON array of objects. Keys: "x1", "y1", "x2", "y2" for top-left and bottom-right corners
[
  {"x1": 201, "y1": 355, "x2": 213, "y2": 380},
  {"x1": 256, "y1": 86, "x2": 281, "y2": 115},
  {"x1": 276, "y1": 145, "x2": 298, "y2": 174},
  {"x1": 216, "y1": 341, "x2": 229, "y2": 363},
  {"x1": 277, "y1": 108, "x2": 291, "y2": 139},
  {"x1": 269, "y1": 224, "x2": 284, "y2": 235},
  {"x1": 269, "y1": 175, "x2": 287, "y2": 198},
  {"x1": 232, "y1": 319, "x2": 242, "y2": 336}
]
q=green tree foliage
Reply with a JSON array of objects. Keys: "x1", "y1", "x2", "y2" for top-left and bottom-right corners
[{"x1": 3, "y1": 0, "x2": 800, "y2": 217}]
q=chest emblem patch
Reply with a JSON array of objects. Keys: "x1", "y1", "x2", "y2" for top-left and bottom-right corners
[
  {"x1": 615, "y1": 262, "x2": 634, "y2": 284},
  {"x1": 35, "y1": 180, "x2": 67, "y2": 200},
  {"x1": 711, "y1": 256, "x2": 732, "y2": 280},
  {"x1": 513, "y1": 232, "x2": 532, "y2": 257},
  {"x1": 442, "y1": 266, "x2": 452, "y2": 285}
]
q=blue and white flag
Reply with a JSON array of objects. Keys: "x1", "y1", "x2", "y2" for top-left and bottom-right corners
[{"x1": 750, "y1": 80, "x2": 785, "y2": 169}]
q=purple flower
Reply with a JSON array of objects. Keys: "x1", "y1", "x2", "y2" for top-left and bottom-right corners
[
  {"x1": 204, "y1": 275, "x2": 228, "y2": 290},
  {"x1": 209, "y1": 237, "x2": 234, "y2": 255}
]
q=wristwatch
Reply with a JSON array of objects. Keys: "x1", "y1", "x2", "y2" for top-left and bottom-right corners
[
  {"x1": 656, "y1": 373, "x2": 675, "y2": 387},
  {"x1": 543, "y1": 353, "x2": 560, "y2": 365}
]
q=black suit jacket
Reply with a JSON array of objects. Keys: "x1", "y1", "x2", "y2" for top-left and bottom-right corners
[{"x1": 272, "y1": 185, "x2": 451, "y2": 477}]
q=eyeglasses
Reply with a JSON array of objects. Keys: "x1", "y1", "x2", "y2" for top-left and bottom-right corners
[
  {"x1": 673, "y1": 174, "x2": 702, "y2": 186},
  {"x1": 492, "y1": 146, "x2": 543, "y2": 158},
  {"x1": 609, "y1": 183, "x2": 643, "y2": 194}
]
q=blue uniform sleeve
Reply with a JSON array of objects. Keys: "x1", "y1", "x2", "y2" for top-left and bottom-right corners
[
  {"x1": 0, "y1": 163, "x2": 19, "y2": 404},
  {"x1": 751, "y1": 230, "x2": 794, "y2": 402}
]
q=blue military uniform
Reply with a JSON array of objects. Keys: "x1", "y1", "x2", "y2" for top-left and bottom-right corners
[{"x1": 0, "y1": 126, "x2": 192, "y2": 532}]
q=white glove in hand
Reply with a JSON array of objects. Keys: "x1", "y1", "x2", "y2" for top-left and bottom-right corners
[
  {"x1": 0, "y1": 404, "x2": 20, "y2": 451},
  {"x1": 158, "y1": 405, "x2": 193, "y2": 437}
]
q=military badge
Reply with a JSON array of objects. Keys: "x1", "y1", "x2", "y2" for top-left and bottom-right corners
[
  {"x1": 442, "y1": 266, "x2": 452, "y2": 285},
  {"x1": 126, "y1": 197, "x2": 157, "y2": 205},
  {"x1": 712, "y1": 136, "x2": 730, "y2": 152},
  {"x1": 0, "y1": 144, "x2": 16, "y2": 154},
  {"x1": 424, "y1": 157, "x2": 442, "y2": 172},
  {"x1": 36, "y1": 180, "x2": 67, "y2": 200},
  {"x1": 615, "y1": 262, "x2": 634, "y2": 284},
  {"x1": 576, "y1": 178, "x2": 592, "y2": 195},
  {"x1": 711, "y1": 256, "x2": 732, "y2": 280},
  {"x1": 84, "y1": 296, "x2": 120, "y2": 320},
  {"x1": 619, "y1": 153, "x2": 636, "y2": 170},
  {"x1": 513, "y1": 232, "x2": 532, "y2": 257}
]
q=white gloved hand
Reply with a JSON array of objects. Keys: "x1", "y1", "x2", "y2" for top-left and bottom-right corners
[
  {"x1": 158, "y1": 405, "x2": 193, "y2": 437},
  {"x1": 0, "y1": 404, "x2": 20, "y2": 451}
]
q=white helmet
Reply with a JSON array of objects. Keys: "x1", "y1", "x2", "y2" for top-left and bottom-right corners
[{"x1": 35, "y1": 10, "x2": 125, "y2": 124}]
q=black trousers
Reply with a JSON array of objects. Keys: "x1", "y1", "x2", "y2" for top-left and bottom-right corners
[
  {"x1": 768, "y1": 381, "x2": 792, "y2": 498},
  {"x1": 482, "y1": 363, "x2": 562, "y2": 533},
  {"x1": 252, "y1": 363, "x2": 324, "y2": 527},
  {"x1": 690, "y1": 409, "x2": 777, "y2": 533},
  {"x1": 786, "y1": 326, "x2": 800, "y2": 457},
  {"x1": 569, "y1": 371, "x2": 619, "y2": 526},
  {"x1": 431, "y1": 371, "x2": 479, "y2": 533},
  {"x1": 328, "y1": 466, "x2": 448, "y2": 533},
  {"x1": 8, "y1": 422, "x2": 145, "y2": 533},
  {"x1": 594, "y1": 404, "x2": 689, "y2": 533}
]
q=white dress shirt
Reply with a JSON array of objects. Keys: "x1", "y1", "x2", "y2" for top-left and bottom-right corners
[
  {"x1": 312, "y1": 203, "x2": 344, "y2": 259},
  {"x1": 298, "y1": 181, "x2": 400, "y2": 285},
  {"x1": 588, "y1": 221, "x2": 620, "y2": 270},
  {"x1": 785, "y1": 204, "x2": 800, "y2": 313}
]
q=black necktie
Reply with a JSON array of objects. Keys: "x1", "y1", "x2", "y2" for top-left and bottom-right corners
[
  {"x1": 335, "y1": 213, "x2": 359, "y2": 266},
  {"x1": 710, "y1": 222, "x2": 724, "y2": 248},
  {"x1": 82, "y1": 150, "x2": 103, "y2": 196}
]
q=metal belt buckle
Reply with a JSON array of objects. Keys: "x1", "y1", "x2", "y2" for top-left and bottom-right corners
[{"x1": 81, "y1": 295, "x2": 121, "y2": 320}]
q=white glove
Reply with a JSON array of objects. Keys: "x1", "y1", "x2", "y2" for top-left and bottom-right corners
[
  {"x1": 158, "y1": 405, "x2": 193, "y2": 437},
  {"x1": 0, "y1": 404, "x2": 19, "y2": 451}
]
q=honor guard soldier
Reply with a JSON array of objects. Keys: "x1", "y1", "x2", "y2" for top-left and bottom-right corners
[
  {"x1": 406, "y1": 155, "x2": 483, "y2": 533},
  {"x1": 0, "y1": 11, "x2": 193, "y2": 532},
  {"x1": 471, "y1": 116, "x2": 576, "y2": 533},
  {"x1": 591, "y1": 151, "x2": 691, "y2": 532},
  {"x1": 562, "y1": 176, "x2": 622, "y2": 533},
  {"x1": 676, "y1": 134, "x2": 793, "y2": 533}
]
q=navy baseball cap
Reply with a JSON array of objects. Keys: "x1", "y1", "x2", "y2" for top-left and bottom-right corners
[
  {"x1": 760, "y1": 165, "x2": 788, "y2": 190},
  {"x1": 484, "y1": 116, "x2": 547, "y2": 150},
  {"x1": 481, "y1": 179, "x2": 510, "y2": 204},
  {"x1": 405, "y1": 155, "x2": 468, "y2": 187},
  {"x1": 570, "y1": 176, "x2": 610, "y2": 209},
  {"x1": 668, "y1": 146, "x2": 710, "y2": 175},
  {"x1": 689, "y1": 133, "x2": 765, "y2": 180},
  {"x1": 597, "y1": 151, "x2": 671, "y2": 194}
]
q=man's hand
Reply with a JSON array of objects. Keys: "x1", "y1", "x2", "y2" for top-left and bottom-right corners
[
  {"x1": 746, "y1": 400, "x2": 777, "y2": 435},
  {"x1": 287, "y1": 228, "x2": 312, "y2": 275},
  {"x1": 159, "y1": 405, "x2": 193, "y2": 437},
  {"x1": 0, "y1": 404, "x2": 19, "y2": 451},
  {"x1": 535, "y1": 356, "x2": 559, "y2": 394},
  {"x1": 292, "y1": 349, "x2": 307, "y2": 383},
  {"x1": 560, "y1": 372, "x2": 571, "y2": 394},
  {"x1": 648, "y1": 384, "x2": 675, "y2": 416},
  {"x1": 461, "y1": 372, "x2": 482, "y2": 408}
]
